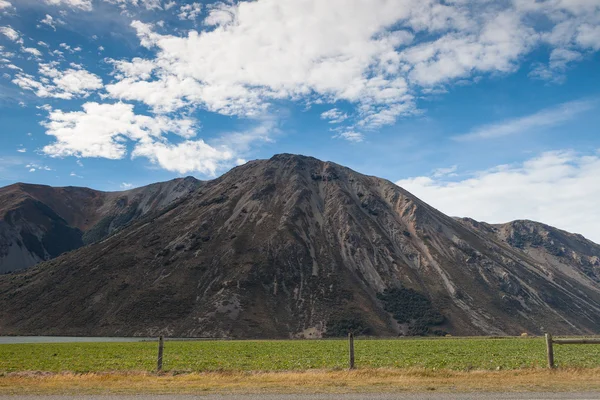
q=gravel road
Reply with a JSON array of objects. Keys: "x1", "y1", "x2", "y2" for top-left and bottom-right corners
[{"x1": 2, "y1": 394, "x2": 600, "y2": 400}]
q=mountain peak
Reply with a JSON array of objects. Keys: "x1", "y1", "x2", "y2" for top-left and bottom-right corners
[{"x1": 1, "y1": 156, "x2": 600, "y2": 338}]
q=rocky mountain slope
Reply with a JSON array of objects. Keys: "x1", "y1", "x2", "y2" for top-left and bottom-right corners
[
  {"x1": 0, "y1": 177, "x2": 202, "y2": 273},
  {"x1": 0, "y1": 154, "x2": 599, "y2": 338},
  {"x1": 459, "y1": 218, "x2": 600, "y2": 293}
]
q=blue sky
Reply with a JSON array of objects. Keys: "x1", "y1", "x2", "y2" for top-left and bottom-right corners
[{"x1": 0, "y1": 0, "x2": 599, "y2": 241}]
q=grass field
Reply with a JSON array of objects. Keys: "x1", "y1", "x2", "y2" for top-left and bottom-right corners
[
  {"x1": 1, "y1": 337, "x2": 600, "y2": 373},
  {"x1": 3, "y1": 369, "x2": 600, "y2": 395}
]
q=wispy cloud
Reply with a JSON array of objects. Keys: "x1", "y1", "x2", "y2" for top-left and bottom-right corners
[
  {"x1": 396, "y1": 150, "x2": 600, "y2": 243},
  {"x1": 454, "y1": 99, "x2": 596, "y2": 141},
  {"x1": 432, "y1": 165, "x2": 458, "y2": 178},
  {"x1": 0, "y1": 156, "x2": 27, "y2": 181}
]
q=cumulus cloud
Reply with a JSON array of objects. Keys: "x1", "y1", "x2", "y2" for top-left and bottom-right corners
[
  {"x1": 6, "y1": 0, "x2": 600, "y2": 174},
  {"x1": 109, "y1": 57, "x2": 156, "y2": 80},
  {"x1": 42, "y1": 102, "x2": 196, "y2": 159},
  {"x1": 178, "y1": 2, "x2": 202, "y2": 20},
  {"x1": 0, "y1": 1, "x2": 12, "y2": 10},
  {"x1": 335, "y1": 131, "x2": 364, "y2": 143},
  {"x1": 132, "y1": 139, "x2": 233, "y2": 175},
  {"x1": 39, "y1": 15, "x2": 64, "y2": 31},
  {"x1": 43, "y1": 0, "x2": 93, "y2": 11},
  {"x1": 13, "y1": 62, "x2": 103, "y2": 99},
  {"x1": 204, "y1": 2, "x2": 236, "y2": 27},
  {"x1": 396, "y1": 150, "x2": 600, "y2": 244},
  {"x1": 454, "y1": 99, "x2": 596, "y2": 141},
  {"x1": 432, "y1": 165, "x2": 458, "y2": 178},
  {"x1": 320, "y1": 108, "x2": 348, "y2": 124},
  {"x1": 104, "y1": 0, "x2": 163, "y2": 10},
  {"x1": 22, "y1": 47, "x2": 42, "y2": 58},
  {"x1": 0, "y1": 26, "x2": 22, "y2": 44},
  {"x1": 40, "y1": 101, "x2": 236, "y2": 176},
  {"x1": 26, "y1": 163, "x2": 52, "y2": 172},
  {"x1": 59, "y1": 43, "x2": 81, "y2": 53},
  {"x1": 107, "y1": 2, "x2": 428, "y2": 121},
  {"x1": 530, "y1": 48, "x2": 584, "y2": 82},
  {"x1": 100, "y1": 0, "x2": 600, "y2": 139}
]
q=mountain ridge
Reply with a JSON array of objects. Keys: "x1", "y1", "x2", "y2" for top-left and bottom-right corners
[
  {"x1": 0, "y1": 176, "x2": 203, "y2": 273},
  {"x1": 0, "y1": 153, "x2": 598, "y2": 338}
]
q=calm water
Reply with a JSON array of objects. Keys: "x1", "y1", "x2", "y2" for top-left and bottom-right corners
[{"x1": 0, "y1": 336, "x2": 154, "y2": 344}]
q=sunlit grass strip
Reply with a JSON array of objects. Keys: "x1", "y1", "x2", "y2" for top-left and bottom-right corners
[
  {"x1": 1, "y1": 337, "x2": 600, "y2": 373},
  {"x1": 2, "y1": 368, "x2": 600, "y2": 394}
]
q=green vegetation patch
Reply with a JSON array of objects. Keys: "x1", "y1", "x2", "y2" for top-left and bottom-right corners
[
  {"x1": 377, "y1": 287, "x2": 445, "y2": 335},
  {"x1": 324, "y1": 315, "x2": 371, "y2": 337},
  {"x1": 1, "y1": 338, "x2": 600, "y2": 373}
]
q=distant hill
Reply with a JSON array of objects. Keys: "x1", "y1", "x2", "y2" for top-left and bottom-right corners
[
  {"x1": 0, "y1": 177, "x2": 203, "y2": 273},
  {"x1": 0, "y1": 154, "x2": 599, "y2": 338}
]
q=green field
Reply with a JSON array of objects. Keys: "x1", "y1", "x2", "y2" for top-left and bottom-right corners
[{"x1": 1, "y1": 337, "x2": 600, "y2": 373}]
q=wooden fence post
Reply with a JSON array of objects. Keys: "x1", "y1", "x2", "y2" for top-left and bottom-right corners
[
  {"x1": 348, "y1": 331, "x2": 355, "y2": 370},
  {"x1": 545, "y1": 333, "x2": 554, "y2": 369},
  {"x1": 157, "y1": 335, "x2": 164, "y2": 373}
]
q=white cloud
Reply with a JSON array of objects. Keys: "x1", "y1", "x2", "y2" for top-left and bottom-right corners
[
  {"x1": 5, "y1": 0, "x2": 600, "y2": 147},
  {"x1": 109, "y1": 57, "x2": 156, "y2": 80},
  {"x1": 59, "y1": 43, "x2": 81, "y2": 54},
  {"x1": 576, "y1": 24, "x2": 600, "y2": 50},
  {"x1": 108, "y1": 0, "x2": 599, "y2": 136},
  {"x1": 396, "y1": 150, "x2": 600, "y2": 244},
  {"x1": 26, "y1": 163, "x2": 52, "y2": 172},
  {"x1": 401, "y1": 11, "x2": 538, "y2": 87},
  {"x1": 132, "y1": 139, "x2": 233, "y2": 175},
  {"x1": 103, "y1": 0, "x2": 163, "y2": 10},
  {"x1": 335, "y1": 131, "x2": 364, "y2": 143},
  {"x1": 454, "y1": 99, "x2": 596, "y2": 141},
  {"x1": 0, "y1": 26, "x2": 22, "y2": 44},
  {"x1": 43, "y1": 0, "x2": 93, "y2": 11},
  {"x1": 13, "y1": 63, "x2": 103, "y2": 99},
  {"x1": 204, "y1": 2, "x2": 236, "y2": 27},
  {"x1": 178, "y1": 2, "x2": 202, "y2": 20},
  {"x1": 530, "y1": 48, "x2": 583, "y2": 82},
  {"x1": 5, "y1": 0, "x2": 597, "y2": 173},
  {"x1": 320, "y1": 108, "x2": 348, "y2": 124},
  {"x1": 120, "y1": 182, "x2": 133, "y2": 189},
  {"x1": 3, "y1": 63, "x2": 21, "y2": 71},
  {"x1": 39, "y1": 15, "x2": 64, "y2": 31},
  {"x1": 214, "y1": 119, "x2": 278, "y2": 153},
  {"x1": 22, "y1": 47, "x2": 42, "y2": 58},
  {"x1": 432, "y1": 165, "x2": 458, "y2": 178},
  {"x1": 40, "y1": 101, "x2": 236, "y2": 176},
  {"x1": 42, "y1": 102, "x2": 196, "y2": 159},
  {"x1": 0, "y1": 1, "x2": 12, "y2": 10},
  {"x1": 17, "y1": 148, "x2": 26, "y2": 153}
]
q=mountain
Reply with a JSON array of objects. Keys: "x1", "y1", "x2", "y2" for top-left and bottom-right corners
[
  {"x1": 0, "y1": 177, "x2": 203, "y2": 273},
  {"x1": 0, "y1": 154, "x2": 599, "y2": 338},
  {"x1": 459, "y1": 218, "x2": 600, "y2": 285}
]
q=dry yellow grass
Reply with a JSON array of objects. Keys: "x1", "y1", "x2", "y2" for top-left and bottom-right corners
[{"x1": 1, "y1": 368, "x2": 600, "y2": 395}]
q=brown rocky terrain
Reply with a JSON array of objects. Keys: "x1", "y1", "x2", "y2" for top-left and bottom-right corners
[
  {"x1": 0, "y1": 177, "x2": 203, "y2": 273},
  {"x1": 0, "y1": 154, "x2": 599, "y2": 338}
]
